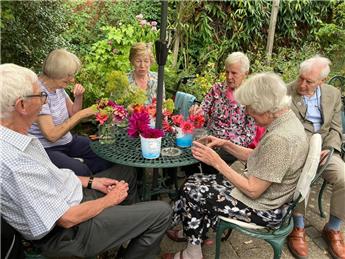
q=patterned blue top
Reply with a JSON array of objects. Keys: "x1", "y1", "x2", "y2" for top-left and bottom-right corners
[
  {"x1": 127, "y1": 71, "x2": 165, "y2": 104},
  {"x1": 28, "y1": 80, "x2": 73, "y2": 147},
  {"x1": 0, "y1": 126, "x2": 82, "y2": 240}
]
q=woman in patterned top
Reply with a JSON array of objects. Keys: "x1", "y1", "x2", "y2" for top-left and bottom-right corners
[
  {"x1": 128, "y1": 42, "x2": 165, "y2": 104},
  {"x1": 188, "y1": 52, "x2": 265, "y2": 174},
  {"x1": 163, "y1": 72, "x2": 309, "y2": 259},
  {"x1": 28, "y1": 49, "x2": 112, "y2": 176}
]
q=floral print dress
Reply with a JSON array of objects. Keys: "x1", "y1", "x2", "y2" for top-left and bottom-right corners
[
  {"x1": 171, "y1": 174, "x2": 289, "y2": 245},
  {"x1": 201, "y1": 82, "x2": 256, "y2": 147}
]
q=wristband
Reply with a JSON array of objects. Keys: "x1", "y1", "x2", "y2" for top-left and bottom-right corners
[{"x1": 87, "y1": 176, "x2": 94, "y2": 189}]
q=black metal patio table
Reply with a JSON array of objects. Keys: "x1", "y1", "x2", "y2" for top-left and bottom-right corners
[{"x1": 90, "y1": 128, "x2": 199, "y2": 200}]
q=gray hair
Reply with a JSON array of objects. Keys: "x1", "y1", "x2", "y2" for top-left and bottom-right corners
[
  {"x1": 0, "y1": 64, "x2": 38, "y2": 119},
  {"x1": 299, "y1": 55, "x2": 331, "y2": 80},
  {"x1": 224, "y1": 52, "x2": 250, "y2": 73},
  {"x1": 43, "y1": 49, "x2": 81, "y2": 79},
  {"x1": 234, "y1": 72, "x2": 291, "y2": 114}
]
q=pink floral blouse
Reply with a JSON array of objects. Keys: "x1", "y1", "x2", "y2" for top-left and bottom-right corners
[{"x1": 201, "y1": 82, "x2": 257, "y2": 147}]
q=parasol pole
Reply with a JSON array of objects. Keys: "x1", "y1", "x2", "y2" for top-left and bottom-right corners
[{"x1": 155, "y1": 0, "x2": 168, "y2": 129}]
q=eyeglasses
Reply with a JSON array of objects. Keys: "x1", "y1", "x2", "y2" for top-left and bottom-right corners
[{"x1": 23, "y1": 91, "x2": 48, "y2": 103}]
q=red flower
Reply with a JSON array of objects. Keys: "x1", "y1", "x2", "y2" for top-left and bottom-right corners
[
  {"x1": 189, "y1": 114, "x2": 205, "y2": 128},
  {"x1": 171, "y1": 114, "x2": 183, "y2": 127},
  {"x1": 180, "y1": 120, "x2": 194, "y2": 134},
  {"x1": 96, "y1": 113, "x2": 109, "y2": 125}
]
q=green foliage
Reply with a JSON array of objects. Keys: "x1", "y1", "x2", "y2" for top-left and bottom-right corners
[
  {"x1": 249, "y1": 43, "x2": 321, "y2": 83},
  {"x1": 106, "y1": 71, "x2": 146, "y2": 108},
  {"x1": 63, "y1": 0, "x2": 161, "y2": 56},
  {"x1": 316, "y1": 1, "x2": 345, "y2": 75},
  {"x1": 1, "y1": 1, "x2": 69, "y2": 71},
  {"x1": 169, "y1": 0, "x2": 335, "y2": 74}
]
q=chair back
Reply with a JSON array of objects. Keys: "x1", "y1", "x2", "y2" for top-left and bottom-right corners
[
  {"x1": 174, "y1": 91, "x2": 196, "y2": 119},
  {"x1": 293, "y1": 134, "x2": 322, "y2": 202},
  {"x1": 281, "y1": 134, "x2": 334, "y2": 226}
]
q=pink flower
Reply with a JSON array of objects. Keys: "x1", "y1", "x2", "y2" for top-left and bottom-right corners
[
  {"x1": 171, "y1": 114, "x2": 183, "y2": 127},
  {"x1": 180, "y1": 120, "x2": 194, "y2": 134},
  {"x1": 151, "y1": 21, "x2": 158, "y2": 26},
  {"x1": 95, "y1": 98, "x2": 128, "y2": 126},
  {"x1": 141, "y1": 128, "x2": 164, "y2": 138},
  {"x1": 140, "y1": 19, "x2": 147, "y2": 26},
  {"x1": 189, "y1": 114, "x2": 205, "y2": 128},
  {"x1": 128, "y1": 111, "x2": 150, "y2": 138}
]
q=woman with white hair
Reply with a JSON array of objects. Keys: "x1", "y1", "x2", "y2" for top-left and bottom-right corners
[
  {"x1": 28, "y1": 49, "x2": 112, "y2": 176},
  {"x1": 185, "y1": 52, "x2": 265, "y2": 176},
  {"x1": 163, "y1": 72, "x2": 309, "y2": 259}
]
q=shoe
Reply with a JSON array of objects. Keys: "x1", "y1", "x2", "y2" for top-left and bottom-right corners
[
  {"x1": 287, "y1": 227, "x2": 308, "y2": 259},
  {"x1": 322, "y1": 227, "x2": 345, "y2": 259},
  {"x1": 166, "y1": 229, "x2": 187, "y2": 242}
]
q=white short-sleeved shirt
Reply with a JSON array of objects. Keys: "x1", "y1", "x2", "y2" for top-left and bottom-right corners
[
  {"x1": 0, "y1": 126, "x2": 82, "y2": 240},
  {"x1": 28, "y1": 80, "x2": 73, "y2": 148}
]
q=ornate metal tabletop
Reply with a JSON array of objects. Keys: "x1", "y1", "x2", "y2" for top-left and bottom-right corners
[{"x1": 90, "y1": 129, "x2": 198, "y2": 168}]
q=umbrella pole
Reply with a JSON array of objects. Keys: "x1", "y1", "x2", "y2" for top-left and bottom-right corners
[{"x1": 155, "y1": 0, "x2": 168, "y2": 129}]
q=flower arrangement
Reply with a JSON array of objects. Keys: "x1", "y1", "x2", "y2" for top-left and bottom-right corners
[
  {"x1": 165, "y1": 113, "x2": 205, "y2": 134},
  {"x1": 127, "y1": 98, "x2": 174, "y2": 139},
  {"x1": 94, "y1": 98, "x2": 128, "y2": 126}
]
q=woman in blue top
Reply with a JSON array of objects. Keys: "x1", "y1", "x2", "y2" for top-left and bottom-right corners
[{"x1": 29, "y1": 49, "x2": 112, "y2": 176}]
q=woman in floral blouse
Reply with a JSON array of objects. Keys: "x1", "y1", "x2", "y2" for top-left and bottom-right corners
[
  {"x1": 128, "y1": 42, "x2": 165, "y2": 104},
  {"x1": 163, "y1": 72, "x2": 308, "y2": 259},
  {"x1": 189, "y1": 52, "x2": 265, "y2": 173}
]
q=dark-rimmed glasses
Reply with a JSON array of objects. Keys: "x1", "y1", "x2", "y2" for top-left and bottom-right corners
[{"x1": 24, "y1": 91, "x2": 48, "y2": 103}]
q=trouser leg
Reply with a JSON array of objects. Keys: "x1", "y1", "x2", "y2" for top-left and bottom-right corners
[
  {"x1": 45, "y1": 148, "x2": 92, "y2": 176},
  {"x1": 65, "y1": 135, "x2": 113, "y2": 173},
  {"x1": 322, "y1": 154, "x2": 345, "y2": 221},
  {"x1": 36, "y1": 201, "x2": 172, "y2": 258}
]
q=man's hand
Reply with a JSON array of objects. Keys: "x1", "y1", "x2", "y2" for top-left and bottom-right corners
[
  {"x1": 92, "y1": 177, "x2": 119, "y2": 194},
  {"x1": 103, "y1": 181, "x2": 129, "y2": 206},
  {"x1": 191, "y1": 141, "x2": 223, "y2": 168}
]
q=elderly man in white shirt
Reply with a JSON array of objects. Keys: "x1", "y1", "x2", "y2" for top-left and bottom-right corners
[{"x1": 0, "y1": 63, "x2": 172, "y2": 258}]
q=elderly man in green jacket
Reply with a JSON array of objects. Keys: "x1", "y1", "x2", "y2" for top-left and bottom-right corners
[{"x1": 287, "y1": 55, "x2": 345, "y2": 259}]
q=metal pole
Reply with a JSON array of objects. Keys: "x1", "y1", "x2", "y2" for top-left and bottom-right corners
[{"x1": 155, "y1": 0, "x2": 168, "y2": 129}]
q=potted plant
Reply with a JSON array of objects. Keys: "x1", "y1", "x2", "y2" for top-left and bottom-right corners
[{"x1": 127, "y1": 107, "x2": 165, "y2": 159}]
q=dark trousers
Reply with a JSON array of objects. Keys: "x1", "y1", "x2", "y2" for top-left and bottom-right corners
[
  {"x1": 1, "y1": 217, "x2": 25, "y2": 259},
  {"x1": 34, "y1": 166, "x2": 172, "y2": 258},
  {"x1": 45, "y1": 134, "x2": 113, "y2": 176}
]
